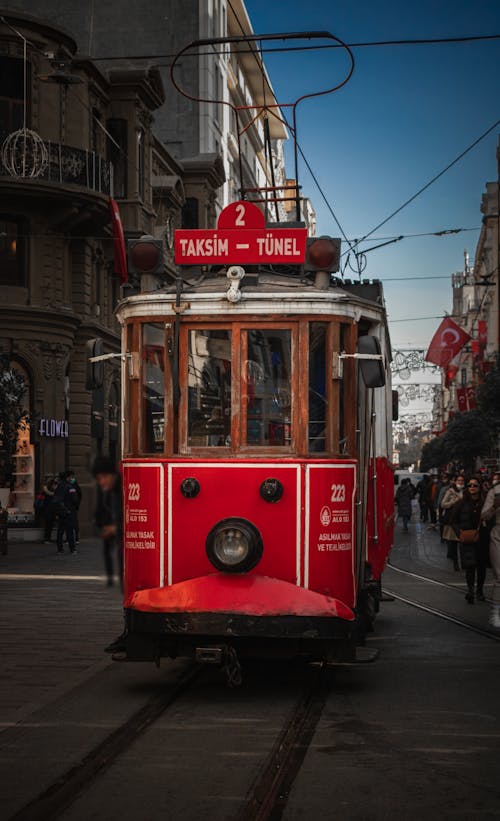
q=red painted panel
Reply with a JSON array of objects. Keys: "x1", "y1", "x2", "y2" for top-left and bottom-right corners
[
  {"x1": 169, "y1": 464, "x2": 299, "y2": 586},
  {"x1": 123, "y1": 463, "x2": 164, "y2": 603},
  {"x1": 367, "y1": 457, "x2": 395, "y2": 579},
  {"x1": 131, "y1": 574, "x2": 354, "y2": 620},
  {"x1": 306, "y1": 465, "x2": 357, "y2": 607}
]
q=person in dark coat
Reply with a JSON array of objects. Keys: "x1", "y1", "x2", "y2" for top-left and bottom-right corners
[
  {"x1": 396, "y1": 478, "x2": 415, "y2": 531},
  {"x1": 450, "y1": 479, "x2": 489, "y2": 603},
  {"x1": 54, "y1": 471, "x2": 79, "y2": 554},
  {"x1": 92, "y1": 457, "x2": 123, "y2": 587},
  {"x1": 66, "y1": 470, "x2": 82, "y2": 544},
  {"x1": 417, "y1": 475, "x2": 430, "y2": 522}
]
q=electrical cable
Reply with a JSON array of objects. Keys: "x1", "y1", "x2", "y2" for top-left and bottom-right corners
[
  {"x1": 344, "y1": 115, "x2": 500, "y2": 257},
  {"x1": 89, "y1": 33, "x2": 500, "y2": 62}
]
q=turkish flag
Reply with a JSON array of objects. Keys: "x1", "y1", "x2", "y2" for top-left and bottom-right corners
[
  {"x1": 425, "y1": 318, "x2": 470, "y2": 368},
  {"x1": 466, "y1": 386, "x2": 476, "y2": 410},
  {"x1": 445, "y1": 365, "x2": 458, "y2": 388},
  {"x1": 456, "y1": 387, "x2": 467, "y2": 412},
  {"x1": 109, "y1": 197, "x2": 128, "y2": 284},
  {"x1": 478, "y1": 320, "x2": 487, "y2": 346}
]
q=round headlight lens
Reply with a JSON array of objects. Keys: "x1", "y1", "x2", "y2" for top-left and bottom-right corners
[
  {"x1": 206, "y1": 518, "x2": 263, "y2": 573},
  {"x1": 214, "y1": 528, "x2": 249, "y2": 566}
]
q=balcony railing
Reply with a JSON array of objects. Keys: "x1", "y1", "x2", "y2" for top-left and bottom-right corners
[{"x1": 1, "y1": 140, "x2": 113, "y2": 196}]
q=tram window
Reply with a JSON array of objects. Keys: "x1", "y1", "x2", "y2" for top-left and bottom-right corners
[
  {"x1": 142, "y1": 323, "x2": 165, "y2": 453},
  {"x1": 339, "y1": 324, "x2": 346, "y2": 450},
  {"x1": 309, "y1": 323, "x2": 327, "y2": 452},
  {"x1": 245, "y1": 329, "x2": 291, "y2": 447},
  {"x1": 187, "y1": 330, "x2": 231, "y2": 447}
]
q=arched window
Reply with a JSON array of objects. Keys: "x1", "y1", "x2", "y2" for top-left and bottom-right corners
[{"x1": 0, "y1": 360, "x2": 34, "y2": 519}]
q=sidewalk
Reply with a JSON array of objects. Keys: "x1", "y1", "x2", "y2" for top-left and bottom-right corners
[{"x1": 0, "y1": 538, "x2": 123, "y2": 727}]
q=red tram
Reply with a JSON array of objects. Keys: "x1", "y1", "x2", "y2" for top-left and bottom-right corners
[
  {"x1": 114, "y1": 204, "x2": 394, "y2": 672},
  {"x1": 110, "y1": 30, "x2": 395, "y2": 674}
]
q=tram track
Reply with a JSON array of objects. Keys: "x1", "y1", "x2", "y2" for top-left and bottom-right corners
[
  {"x1": 236, "y1": 663, "x2": 329, "y2": 821},
  {"x1": 8, "y1": 663, "x2": 202, "y2": 821},
  {"x1": 384, "y1": 588, "x2": 500, "y2": 642},
  {"x1": 8, "y1": 658, "x2": 331, "y2": 821}
]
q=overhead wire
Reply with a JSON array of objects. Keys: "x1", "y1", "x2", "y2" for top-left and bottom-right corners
[
  {"x1": 343, "y1": 115, "x2": 500, "y2": 257},
  {"x1": 89, "y1": 33, "x2": 500, "y2": 62}
]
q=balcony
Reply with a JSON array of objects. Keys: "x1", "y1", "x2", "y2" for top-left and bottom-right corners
[{"x1": 0, "y1": 139, "x2": 112, "y2": 196}]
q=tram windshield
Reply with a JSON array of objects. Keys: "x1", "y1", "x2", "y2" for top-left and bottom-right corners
[
  {"x1": 246, "y1": 329, "x2": 291, "y2": 447},
  {"x1": 187, "y1": 329, "x2": 231, "y2": 447},
  {"x1": 128, "y1": 317, "x2": 356, "y2": 458}
]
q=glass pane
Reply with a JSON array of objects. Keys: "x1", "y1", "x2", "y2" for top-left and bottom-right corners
[
  {"x1": 309, "y1": 323, "x2": 327, "y2": 452},
  {"x1": 246, "y1": 329, "x2": 291, "y2": 447},
  {"x1": 142, "y1": 323, "x2": 165, "y2": 452},
  {"x1": 188, "y1": 330, "x2": 231, "y2": 447}
]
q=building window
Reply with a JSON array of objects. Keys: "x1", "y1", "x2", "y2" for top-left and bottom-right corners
[
  {"x1": 0, "y1": 217, "x2": 26, "y2": 286},
  {"x1": 182, "y1": 198, "x2": 199, "y2": 229},
  {"x1": 0, "y1": 57, "x2": 28, "y2": 143},
  {"x1": 137, "y1": 128, "x2": 145, "y2": 200},
  {"x1": 106, "y1": 119, "x2": 128, "y2": 199}
]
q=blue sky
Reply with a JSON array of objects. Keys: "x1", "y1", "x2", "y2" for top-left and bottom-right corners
[{"x1": 246, "y1": 0, "x2": 500, "y2": 359}]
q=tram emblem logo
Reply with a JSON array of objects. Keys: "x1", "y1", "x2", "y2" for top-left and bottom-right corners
[{"x1": 320, "y1": 506, "x2": 331, "y2": 527}]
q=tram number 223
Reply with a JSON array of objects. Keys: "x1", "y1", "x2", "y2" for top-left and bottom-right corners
[
  {"x1": 330, "y1": 484, "x2": 346, "y2": 503},
  {"x1": 128, "y1": 482, "x2": 141, "y2": 502}
]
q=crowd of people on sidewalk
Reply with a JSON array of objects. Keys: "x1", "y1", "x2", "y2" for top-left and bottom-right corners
[
  {"x1": 395, "y1": 470, "x2": 500, "y2": 628},
  {"x1": 35, "y1": 459, "x2": 123, "y2": 589}
]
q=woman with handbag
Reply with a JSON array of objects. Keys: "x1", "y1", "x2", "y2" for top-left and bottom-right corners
[
  {"x1": 450, "y1": 479, "x2": 488, "y2": 603},
  {"x1": 441, "y1": 475, "x2": 465, "y2": 570}
]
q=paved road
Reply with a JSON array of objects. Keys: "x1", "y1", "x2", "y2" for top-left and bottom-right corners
[{"x1": 0, "y1": 524, "x2": 499, "y2": 820}]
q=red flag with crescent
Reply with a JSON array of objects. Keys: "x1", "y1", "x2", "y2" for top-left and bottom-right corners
[
  {"x1": 456, "y1": 387, "x2": 468, "y2": 413},
  {"x1": 109, "y1": 197, "x2": 128, "y2": 284},
  {"x1": 425, "y1": 318, "x2": 470, "y2": 369}
]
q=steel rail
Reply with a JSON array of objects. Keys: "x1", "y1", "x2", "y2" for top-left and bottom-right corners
[
  {"x1": 384, "y1": 589, "x2": 500, "y2": 642},
  {"x1": 8, "y1": 664, "x2": 201, "y2": 821},
  {"x1": 236, "y1": 663, "x2": 329, "y2": 820}
]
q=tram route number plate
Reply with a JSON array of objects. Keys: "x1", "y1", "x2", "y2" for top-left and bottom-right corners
[{"x1": 175, "y1": 200, "x2": 307, "y2": 265}]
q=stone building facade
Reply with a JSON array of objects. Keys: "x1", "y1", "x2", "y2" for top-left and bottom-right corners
[
  {"x1": 3, "y1": 0, "x2": 288, "y2": 222},
  {"x1": 0, "y1": 10, "x2": 201, "y2": 535}
]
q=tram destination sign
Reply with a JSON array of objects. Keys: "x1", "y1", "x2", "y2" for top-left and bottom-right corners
[{"x1": 175, "y1": 201, "x2": 307, "y2": 265}]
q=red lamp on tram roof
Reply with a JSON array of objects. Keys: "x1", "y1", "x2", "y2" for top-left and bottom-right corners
[
  {"x1": 305, "y1": 236, "x2": 341, "y2": 272},
  {"x1": 127, "y1": 235, "x2": 164, "y2": 275}
]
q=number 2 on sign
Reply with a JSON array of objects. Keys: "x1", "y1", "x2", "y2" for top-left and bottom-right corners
[
  {"x1": 234, "y1": 203, "x2": 246, "y2": 226},
  {"x1": 330, "y1": 484, "x2": 346, "y2": 502},
  {"x1": 128, "y1": 482, "x2": 140, "y2": 502}
]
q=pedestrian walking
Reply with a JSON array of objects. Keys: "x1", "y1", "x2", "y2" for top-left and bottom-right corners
[
  {"x1": 395, "y1": 478, "x2": 414, "y2": 532},
  {"x1": 92, "y1": 457, "x2": 123, "y2": 587},
  {"x1": 417, "y1": 475, "x2": 430, "y2": 522},
  {"x1": 54, "y1": 471, "x2": 79, "y2": 554},
  {"x1": 65, "y1": 470, "x2": 82, "y2": 544},
  {"x1": 481, "y1": 471, "x2": 500, "y2": 628},
  {"x1": 426, "y1": 475, "x2": 440, "y2": 528},
  {"x1": 441, "y1": 475, "x2": 465, "y2": 570},
  {"x1": 436, "y1": 474, "x2": 451, "y2": 542},
  {"x1": 450, "y1": 479, "x2": 488, "y2": 604}
]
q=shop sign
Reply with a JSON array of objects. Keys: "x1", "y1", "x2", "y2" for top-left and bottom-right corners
[{"x1": 39, "y1": 418, "x2": 69, "y2": 438}]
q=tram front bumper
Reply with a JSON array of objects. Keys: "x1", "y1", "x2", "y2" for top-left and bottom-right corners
[{"x1": 124, "y1": 574, "x2": 355, "y2": 654}]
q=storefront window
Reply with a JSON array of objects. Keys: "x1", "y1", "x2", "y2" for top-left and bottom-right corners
[
  {"x1": 0, "y1": 361, "x2": 34, "y2": 523},
  {"x1": 142, "y1": 324, "x2": 165, "y2": 453},
  {"x1": 245, "y1": 329, "x2": 291, "y2": 447},
  {"x1": 309, "y1": 323, "x2": 327, "y2": 452},
  {"x1": 187, "y1": 329, "x2": 231, "y2": 447}
]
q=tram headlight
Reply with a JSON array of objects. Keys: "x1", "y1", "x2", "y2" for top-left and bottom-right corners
[{"x1": 206, "y1": 518, "x2": 263, "y2": 573}]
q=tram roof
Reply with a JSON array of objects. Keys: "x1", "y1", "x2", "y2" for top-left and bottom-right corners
[{"x1": 117, "y1": 272, "x2": 389, "y2": 333}]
